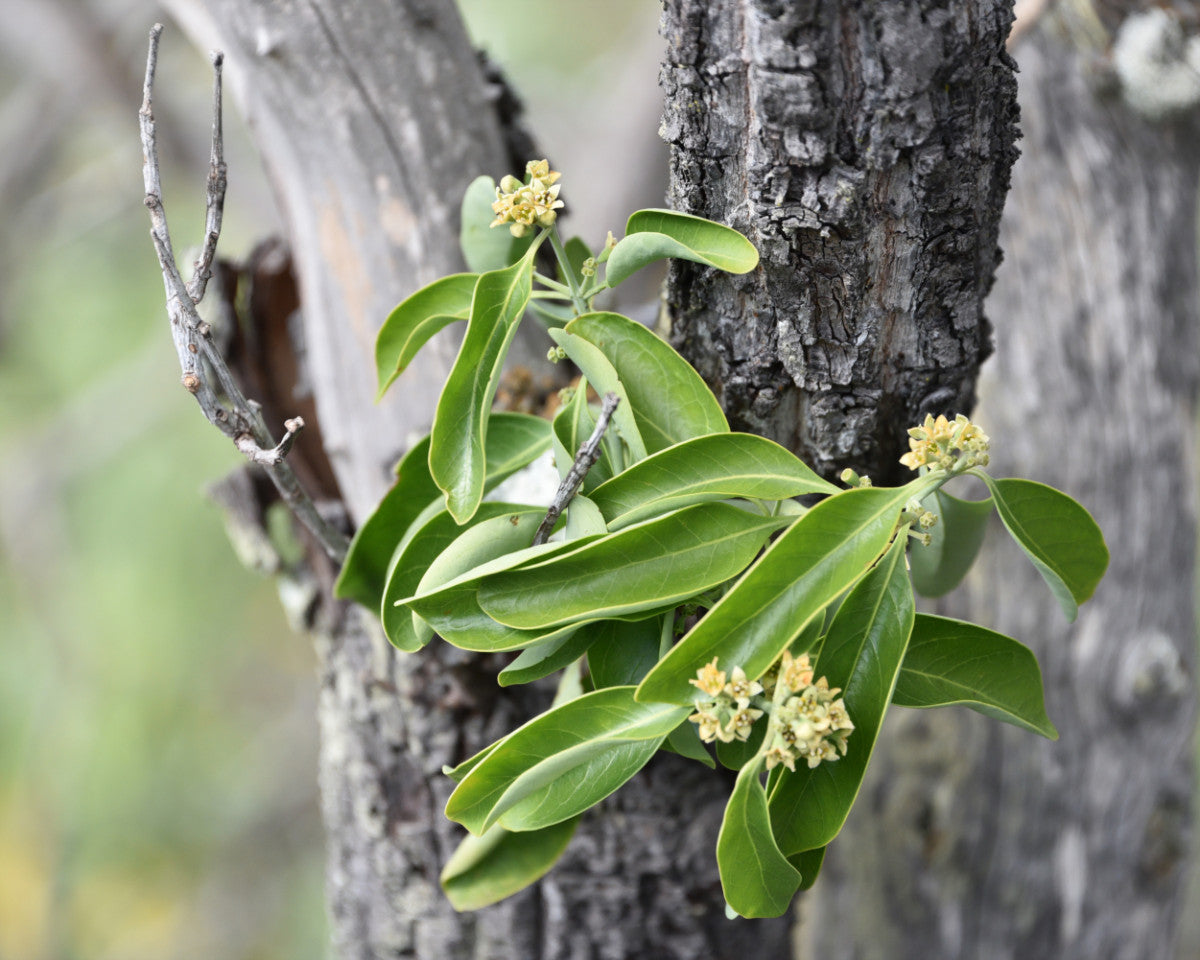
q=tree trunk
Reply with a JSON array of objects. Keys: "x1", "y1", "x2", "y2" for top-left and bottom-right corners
[
  {"x1": 662, "y1": 0, "x2": 1018, "y2": 484},
  {"x1": 800, "y1": 9, "x2": 1199, "y2": 960}
]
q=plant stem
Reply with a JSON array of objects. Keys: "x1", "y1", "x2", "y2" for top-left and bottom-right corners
[{"x1": 548, "y1": 228, "x2": 589, "y2": 315}]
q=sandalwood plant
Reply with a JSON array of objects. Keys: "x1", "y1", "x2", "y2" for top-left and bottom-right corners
[{"x1": 334, "y1": 161, "x2": 1108, "y2": 918}]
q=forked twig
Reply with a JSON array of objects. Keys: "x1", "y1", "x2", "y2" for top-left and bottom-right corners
[
  {"x1": 140, "y1": 24, "x2": 349, "y2": 562},
  {"x1": 532, "y1": 392, "x2": 620, "y2": 546}
]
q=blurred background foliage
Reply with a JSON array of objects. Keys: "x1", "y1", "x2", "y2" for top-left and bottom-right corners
[{"x1": 0, "y1": 1, "x2": 661, "y2": 957}]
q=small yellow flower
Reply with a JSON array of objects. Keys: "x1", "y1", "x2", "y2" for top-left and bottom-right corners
[
  {"x1": 690, "y1": 658, "x2": 727, "y2": 698},
  {"x1": 688, "y1": 708, "x2": 722, "y2": 743},
  {"x1": 725, "y1": 705, "x2": 764, "y2": 742},
  {"x1": 724, "y1": 666, "x2": 763, "y2": 702},
  {"x1": 764, "y1": 744, "x2": 797, "y2": 772},
  {"x1": 899, "y1": 413, "x2": 990, "y2": 472},
  {"x1": 779, "y1": 651, "x2": 814, "y2": 694}
]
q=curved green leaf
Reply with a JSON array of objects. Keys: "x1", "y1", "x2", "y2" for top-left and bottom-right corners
[
  {"x1": 481, "y1": 413, "x2": 555, "y2": 484},
  {"x1": 446, "y1": 686, "x2": 690, "y2": 834},
  {"x1": 789, "y1": 846, "x2": 825, "y2": 892},
  {"x1": 565, "y1": 312, "x2": 728, "y2": 453},
  {"x1": 431, "y1": 250, "x2": 537, "y2": 523},
  {"x1": 909, "y1": 489, "x2": 993, "y2": 598},
  {"x1": 381, "y1": 503, "x2": 537, "y2": 652},
  {"x1": 892, "y1": 614, "x2": 1058, "y2": 739},
  {"x1": 978, "y1": 475, "x2": 1108, "y2": 622},
  {"x1": 665, "y1": 720, "x2": 716, "y2": 768},
  {"x1": 718, "y1": 762, "x2": 802, "y2": 918},
  {"x1": 547, "y1": 328, "x2": 646, "y2": 461},
  {"x1": 477, "y1": 503, "x2": 785, "y2": 630},
  {"x1": 590, "y1": 433, "x2": 836, "y2": 530},
  {"x1": 497, "y1": 624, "x2": 600, "y2": 687},
  {"x1": 636, "y1": 482, "x2": 932, "y2": 705},
  {"x1": 459, "y1": 175, "x2": 535, "y2": 272},
  {"x1": 768, "y1": 535, "x2": 914, "y2": 855},
  {"x1": 606, "y1": 209, "x2": 759, "y2": 288},
  {"x1": 586, "y1": 617, "x2": 663, "y2": 689},
  {"x1": 441, "y1": 818, "x2": 579, "y2": 912},
  {"x1": 334, "y1": 435, "x2": 440, "y2": 609},
  {"x1": 375, "y1": 273, "x2": 476, "y2": 398}
]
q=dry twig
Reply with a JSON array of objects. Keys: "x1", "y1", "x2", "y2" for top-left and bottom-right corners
[
  {"x1": 532, "y1": 392, "x2": 620, "y2": 546},
  {"x1": 140, "y1": 24, "x2": 349, "y2": 562}
]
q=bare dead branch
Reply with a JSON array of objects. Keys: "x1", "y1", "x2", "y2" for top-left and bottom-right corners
[
  {"x1": 140, "y1": 24, "x2": 349, "y2": 563},
  {"x1": 532, "y1": 392, "x2": 620, "y2": 546}
]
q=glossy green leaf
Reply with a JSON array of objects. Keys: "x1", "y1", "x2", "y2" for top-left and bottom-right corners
[
  {"x1": 334, "y1": 435, "x2": 440, "y2": 610},
  {"x1": 552, "y1": 386, "x2": 617, "y2": 491},
  {"x1": 665, "y1": 719, "x2": 716, "y2": 768},
  {"x1": 477, "y1": 503, "x2": 785, "y2": 630},
  {"x1": 565, "y1": 495, "x2": 607, "y2": 540},
  {"x1": 909, "y1": 489, "x2": 993, "y2": 598},
  {"x1": 481, "y1": 413, "x2": 555, "y2": 485},
  {"x1": 892, "y1": 614, "x2": 1058, "y2": 739},
  {"x1": 441, "y1": 818, "x2": 579, "y2": 912},
  {"x1": 789, "y1": 846, "x2": 825, "y2": 892},
  {"x1": 768, "y1": 535, "x2": 914, "y2": 855},
  {"x1": 375, "y1": 273, "x2": 476, "y2": 398},
  {"x1": 586, "y1": 617, "x2": 663, "y2": 689},
  {"x1": 978, "y1": 475, "x2": 1108, "y2": 622},
  {"x1": 565, "y1": 312, "x2": 728, "y2": 453},
  {"x1": 381, "y1": 502, "x2": 536, "y2": 652},
  {"x1": 715, "y1": 719, "x2": 768, "y2": 772},
  {"x1": 444, "y1": 740, "x2": 503, "y2": 784},
  {"x1": 446, "y1": 686, "x2": 690, "y2": 834},
  {"x1": 547, "y1": 328, "x2": 647, "y2": 461},
  {"x1": 636, "y1": 482, "x2": 932, "y2": 705},
  {"x1": 590, "y1": 433, "x2": 837, "y2": 530},
  {"x1": 605, "y1": 209, "x2": 759, "y2": 288},
  {"x1": 497, "y1": 623, "x2": 600, "y2": 687},
  {"x1": 717, "y1": 762, "x2": 802, "y2": 918},
  {"x1": 459, "y1": 175, "x2": 535, "y2": 272},
  {"x1": 431, "y1": 250, "x2": 537, "y2": 523}
]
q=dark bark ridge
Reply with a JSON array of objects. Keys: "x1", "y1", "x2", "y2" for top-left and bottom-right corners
[{"x1": 662, "y1": 0, "x2": 1018, "y2": 483}]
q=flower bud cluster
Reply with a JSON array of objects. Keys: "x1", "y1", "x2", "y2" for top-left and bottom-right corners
[
  {"x1": 899, "y1": 413, "x2": 990, "y2": 472},
  {"x1": 688, "y1": 659, "x2": 764, "y2": 743},
  {"x1": 490, "y1": 159, "x2": 564, "y2": 237},
  {"x1": 762, "y1": 652, "x2": 855, "y2": 772}
]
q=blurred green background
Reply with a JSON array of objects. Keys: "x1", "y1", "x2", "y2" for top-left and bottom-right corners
[{"x1": 0, "y1": 1, "x2": 660, "y2": 957}]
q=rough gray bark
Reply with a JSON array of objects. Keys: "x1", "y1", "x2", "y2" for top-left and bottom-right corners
[
  {"x1": 803, "y1": 12, "x2": 1198, "y2": 959},
  {"x1": 662, "y1": 0, "x2": 1018, "y2": 485},
  {"x1": 662, "y1": 0, "x2": 1198, "y2": 957},
  {"x1": 166, "y1": 2, "x2": 789, "y2": 957}
]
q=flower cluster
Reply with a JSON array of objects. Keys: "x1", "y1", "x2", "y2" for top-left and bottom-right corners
[
  {"x1": 899, "y1": 413, "x2": 990, "y2": 472},
  {"x1": 762, "y1": 652, "x2": 854, "y2": 772},
  {"x1": 688, "y1": 659, "x2": 765, "y2": 743},
  {"x1": 490, "y1": 159, "x2": 564, "y2": 237}
]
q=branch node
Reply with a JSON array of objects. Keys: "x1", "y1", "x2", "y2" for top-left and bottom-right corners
[{"x1": 182, "y1": 372, "x2": 201, "y2": 393}]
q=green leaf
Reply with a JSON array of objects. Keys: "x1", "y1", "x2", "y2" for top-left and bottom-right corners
[
  {"x1": 586, "y1": 617, "x2": 663, "y2": 689},
  {"x1": 441, "y1": 818, "x2": 579, "y2": 912},
  {"x1": 590, "y1": 433, "x2": 836, "y2": 530},
  {"x1": 606, "y1": 209, "x2": 759, "y2": 288},
  {"x1": 717, "y1": 762, "x2": 802, "y2": 918},
  {"x1": 481, "y1": 413, "x2": 555, "y2": 485},
  {"x1": 431, "y1": 250, "x2": 537, "y2": 523},
  {"x1": 381, "y1": 502, "x2": 537, "y2": 651},
  {"x1": 444, "y1": 741, "x2": 503, "y2": 784},
  {"x1": 459, "y1": 175, "x2": 535, "y2": 272},
  {"x1": 547, "y1": 328, "x2": 647, "y2": 461},
  {"x1": 768, "y1": 535, "x2": 914, "y2": 855},
  {"x1": 636, "y1": 482, "x2": 931, "y2": 705},
  {"x1": 477, "y1": 503, "x2": 785, "y2": 630},
  {"x1": 565, "y1": 495, "x2": 607, "y2": 540},
  {"x1": 978, "y1": 475, "x2": 1108, "y2": 622},
  {"x1": 909, "y1": 489, "x2": 993, "y2": 598},
  {"x1": 446, "y1": 686, "x2": 690, "y2": 834},
  {"x1": 565, "y1": 312, "x2": 728, "y2": 453},
  {"x1": 497, "y1": 624, "x2": 600, "y2": 687},
  {"x1": 715, "y1": 720, "x2": 768, "y2": 772},
  {"x1": 665, "y1": 719, "x2": 716, "y2": 768},
  {"x1": 334, "y1": 435, "x2": 440, "y2": 610},
  {"x1": 789, "y1": 846, "x2": 825, "y2": 891},
  {"x1": 892, "y1": 614, "x2": 1058, "y2": 739},
  {"x1": 375, "y1": 273, "x2": 476, "y2": 398}
]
